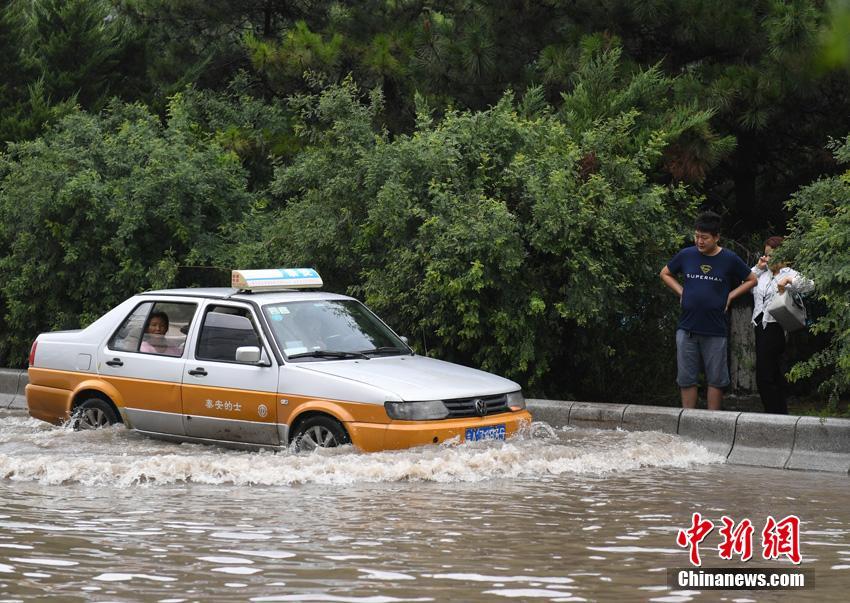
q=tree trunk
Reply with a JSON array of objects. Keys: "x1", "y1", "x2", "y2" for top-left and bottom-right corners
[{"x1": 729, "y1": 297, "x2": 756, "y2": 392}]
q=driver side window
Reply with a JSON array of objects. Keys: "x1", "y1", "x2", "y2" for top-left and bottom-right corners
[{"x1": 196, "y1": 305, "x2": 263, "y2": 363}]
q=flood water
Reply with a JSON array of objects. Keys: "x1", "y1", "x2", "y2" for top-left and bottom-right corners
[{"x1": 0, "y1": 409, "x2": 848, "y2": 602}]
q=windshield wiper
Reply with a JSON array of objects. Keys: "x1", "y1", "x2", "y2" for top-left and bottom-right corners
[
  {"x1": 358, "y1": 346, "x2": 411, "y2": 356},
  {"x1": 287, "y1": 350, "x2": 370, "y2": 360}
]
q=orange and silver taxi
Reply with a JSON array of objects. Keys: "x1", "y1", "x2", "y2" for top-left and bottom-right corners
[{"x1": 26, "y1": 269, "x2": 531, "y2": 452}]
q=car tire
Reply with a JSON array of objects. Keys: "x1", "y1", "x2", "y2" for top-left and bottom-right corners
[
  {"x1": 71, "y1": 398, "x2": 119, "y2": 430},
  {"x1": 290, "y1": 415, "x2": 350, "y2": 452}
]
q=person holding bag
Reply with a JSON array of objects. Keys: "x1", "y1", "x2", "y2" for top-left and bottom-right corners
[{"x1": 751, "y1": 236, "x2": 814, "y2": 414}]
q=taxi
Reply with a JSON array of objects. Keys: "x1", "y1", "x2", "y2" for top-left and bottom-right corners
[{"x1": 26, "y1": 269, "x2": 531, "y2": 452}]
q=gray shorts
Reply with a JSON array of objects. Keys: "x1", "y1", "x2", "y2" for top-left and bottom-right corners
[{"x1": 675, "y1": 328, "x2": 730, "y2": 388}]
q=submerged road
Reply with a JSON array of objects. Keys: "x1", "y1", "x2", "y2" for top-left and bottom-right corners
[{"x1": 1, "y1": 410, "x2": 848, "y2": 601}]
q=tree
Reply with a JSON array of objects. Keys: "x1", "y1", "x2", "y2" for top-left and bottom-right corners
[
  {"x1": 779, "y1": 134, "x2": 850, "y2": 403},
  {"x1": 0, "y1": 0, "x2": 143, "y2": 146},
  {"x1": 0, "y1": 1, "x2": 29, "y2": 110},
  {"x1": 819, "y1": 0, "x2": 850, "y2": 69},
  {"x1": 223, "y1": 61, "x2": 708, "y2": 400},
  {"x1": 555, "y1": 1, "x2": 850, "y2": 234},
  {"x1": 113, "y1": 0, "x2": 322, "y2": 110},
  {"x1": 0, "y1": 2, "x2": 67, "y2": 146},
  {"x1": 0, "y1": 100, "x2": 253, "y2": 366},
  {"x1": 175, "y1": 75, "x2": 296, "y2": 191},
  {"x1": 23, "y1": 0, "x2": 135, "y2": 110},
  {"x1": 102, "y1": 1, "x2": 850, "y2": 237}
]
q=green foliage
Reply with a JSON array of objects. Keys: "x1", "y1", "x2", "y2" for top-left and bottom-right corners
[
  {"x1": 0, "y1": 1, "x2": 29, "y2": 104},
  {"x1": 0, "y1": 0, "x2": 143, "y2": 145},
  {"x1": 245, "y1": 20, "x2": 343, "y2": 88},
  {"x1": 819, "y1": 0, "x2": 850, "y2": 69},
  {"x1": 0, "y1": 0, "x2": 847, "y2": 405},
  {"x1": 0, "y1": 2, "x2": 43, "y2": 144},
  {"x1": 533, "y1": 1, "x2": 849, "y2": 229},
  {"x1": 780, "y1": 135, "x2": 850, "y2": 400},
  {"x1": 23, "y1": 0, "x2": 135, "y2": 109},
  {"x1": 0, "y1": 100, "x2": 252, "y2": 366},
  {"x1": 559, "y1": 44, "x2": 736, "y2": 182},
  {"x1": 0, "y1": 0, "x2": 838, "y2": 227},
  {"x1": 172, "y1": 74, "x2": 297, "y2": 190},
  {"x1": 225, "y1": 68, "x2": 701, "y2": 399},
  {"x1": 114, "y1": 0, "x2": 275, "y2": 106},
  {"x1": 0, "y1": 78, "x2": 77, "y2": 147}
]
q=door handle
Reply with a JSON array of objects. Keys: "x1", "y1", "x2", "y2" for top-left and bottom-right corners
[
  {"x1": 188, "y1": 367, "x2": 208, "y2": 377},
  {"x1": 105, "y1": 358, "x2": 123, "y2": 367}
]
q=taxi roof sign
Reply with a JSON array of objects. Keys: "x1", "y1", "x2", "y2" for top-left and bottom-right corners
[{"x1": 231, "y1": 268, "x2": 323, "y2": 291}]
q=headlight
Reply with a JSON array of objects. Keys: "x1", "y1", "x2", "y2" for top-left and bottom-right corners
[
  {"x1": 385, "y1": 400, "x2": 449, "y2": 421},
  {"x1": 506, "y1": 391, "x2": 525, "y2": 411}
]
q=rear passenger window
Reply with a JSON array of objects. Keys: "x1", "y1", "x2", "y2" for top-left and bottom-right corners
[
  {"x1": 196, "y1": 305, "x2": 262, "y2": 363},
  {"x1": 109, "y1": 303, "x2": 153, "y2": 352},
  {"x1": 109, "y1": 301, "x2": 197, "y2": 357}
]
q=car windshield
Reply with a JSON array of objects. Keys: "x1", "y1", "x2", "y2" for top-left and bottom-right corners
[{"x1": 262, "y1": 300, "x2": 409, "y2": 361}]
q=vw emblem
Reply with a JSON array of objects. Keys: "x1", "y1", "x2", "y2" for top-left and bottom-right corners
[
  {"x1": 257, "y1": 404, "x2": 268, "y2": 418},
  {"x1": 473, "y1": 398, "x2": 487, "y2": 417}
]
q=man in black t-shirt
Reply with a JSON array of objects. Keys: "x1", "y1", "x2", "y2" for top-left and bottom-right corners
[{"x1": 660, "y1": 212, "x2": 756, "y2": 410}]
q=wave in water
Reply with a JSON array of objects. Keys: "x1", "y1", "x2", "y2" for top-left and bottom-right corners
[{"x1": 0, "y1": 415, "x2": 723, "y2": 487}]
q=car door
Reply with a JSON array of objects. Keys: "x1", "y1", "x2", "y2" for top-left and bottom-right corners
[
  {"x1": 181, "y1": 301, "x2": 280, "y2": 445},
  {"x1": 98, "y1": 299, "x2": 199, "y2": 435}
]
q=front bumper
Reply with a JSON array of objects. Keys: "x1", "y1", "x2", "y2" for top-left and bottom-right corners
[{"x1": 346, "y1": 409, "x2": 533, "y2": 452}]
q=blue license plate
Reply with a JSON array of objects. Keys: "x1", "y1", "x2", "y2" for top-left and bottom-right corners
[{"x1": 465, "y1": 424, "x2": 506, "y2": 442}]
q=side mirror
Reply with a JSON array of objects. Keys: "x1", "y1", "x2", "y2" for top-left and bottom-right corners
[{"x1": 235, "y1": 346, "x2": 262, "y2": 363}]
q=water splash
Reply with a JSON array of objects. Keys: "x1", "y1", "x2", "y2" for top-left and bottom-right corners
[{"x1": 0, "y1": 415, "x2": 723, "y2": 487}]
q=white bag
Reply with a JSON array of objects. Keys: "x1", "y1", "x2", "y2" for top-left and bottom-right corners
[{"x1": 766, "y1": 290, "x2": 806, "y2": 332}]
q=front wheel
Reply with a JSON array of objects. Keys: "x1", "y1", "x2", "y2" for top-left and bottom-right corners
[
  {"x1": 290, "y1": 415, "x2": 350, "y2": 452},
  {"x1": 71, "y1": 398, "x2": 119, "y2": 430}
]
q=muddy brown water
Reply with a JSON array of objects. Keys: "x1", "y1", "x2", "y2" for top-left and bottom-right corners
[{"x1": 0, "y1": 410, "x2": 848, "y2": 602}]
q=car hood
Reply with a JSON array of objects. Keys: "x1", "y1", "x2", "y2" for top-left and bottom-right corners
[{"x1": 294, "y1": 354, "x2": 519, "y2": 401}]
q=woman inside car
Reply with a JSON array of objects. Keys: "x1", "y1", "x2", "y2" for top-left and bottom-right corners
[{"x1": 140, "y1": 311, "x2": 183, "y2": 356}]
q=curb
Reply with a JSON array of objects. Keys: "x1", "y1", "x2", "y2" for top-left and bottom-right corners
[
  {"x1": 0, "y1": 368, "x2": 27, "y2": 410},
  {"x1": 679, "y1": 408, "x2": 739, "y2": 458},
  {"x1": 526, "y1": 399, "x2": 850, "y2": 475},
  {"x1": 726, "y1": 413, "x2": 799, "y2": 469},
  {"x1": 787, "y1": 416, "x2": 850, "y2": 473}
]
